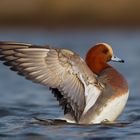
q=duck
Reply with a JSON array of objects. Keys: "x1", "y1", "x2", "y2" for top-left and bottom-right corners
[{"x1": 0, "y1": 41, "x2": 129, "y2": 124}]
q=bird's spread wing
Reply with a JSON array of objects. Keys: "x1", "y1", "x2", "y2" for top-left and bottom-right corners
[{"x1": 0, "y1": 42, "x2": 103, "y2": 122}]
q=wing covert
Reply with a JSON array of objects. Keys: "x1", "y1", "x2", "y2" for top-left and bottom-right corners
[
  {"x1": 0, "y1": 42, "x2": 86, "y2": 121},
  {"x1": 0, "y1": 41, "x2": 104, "y2": 122}
]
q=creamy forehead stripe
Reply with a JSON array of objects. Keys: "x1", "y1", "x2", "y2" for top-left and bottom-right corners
[
  {"x1": 102, "y1": 43, "x2": 113, "y2": 54},
  {"x1": 95, "y1": 43, "x2": 113, "y2": 54}
]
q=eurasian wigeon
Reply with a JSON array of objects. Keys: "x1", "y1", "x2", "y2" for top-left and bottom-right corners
[{"x1": 0, "y1": 41, "x2": 129, "y2": 124}]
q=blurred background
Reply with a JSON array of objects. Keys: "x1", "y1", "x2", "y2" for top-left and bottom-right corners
[
  {"x1": 0, "y1": 0, "x2": 140, "y2": 28},
  {"x1": 0, "y1": 1, "x2": 140, "y2": 140}
]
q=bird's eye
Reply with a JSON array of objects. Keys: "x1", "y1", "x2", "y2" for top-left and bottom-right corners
[{"x1": 102, "y1": 49, "x2": 108, "y2": 54}]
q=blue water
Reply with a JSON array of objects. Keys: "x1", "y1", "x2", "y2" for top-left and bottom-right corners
[{"x1": 0, "y1": 28, "x2": 140, "y2": 140}]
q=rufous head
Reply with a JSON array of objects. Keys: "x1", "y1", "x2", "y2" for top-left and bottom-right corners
[{"x1": 85, "y1": 43, "x2": 124, "y2": 74}]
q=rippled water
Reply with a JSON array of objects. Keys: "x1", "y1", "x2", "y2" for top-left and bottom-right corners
[{"x1": 0, "y1": 28, "x2": 140, "y2": 140}]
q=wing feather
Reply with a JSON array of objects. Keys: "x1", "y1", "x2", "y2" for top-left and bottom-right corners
[{"x1": 0, "y1": 41, "x2": 102, "y2": 122}]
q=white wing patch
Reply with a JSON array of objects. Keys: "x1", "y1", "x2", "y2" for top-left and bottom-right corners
[
  {"x1": 79, "y1": 74, "x2": 101, "y2": 115},
  {"x1": 83, "y1": 85, "x2": 101, "y2": 114}
]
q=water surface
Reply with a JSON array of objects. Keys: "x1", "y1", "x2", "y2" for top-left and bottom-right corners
[{"x1": 0, "y1": 28, "x2": 140, "y2": 140}]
